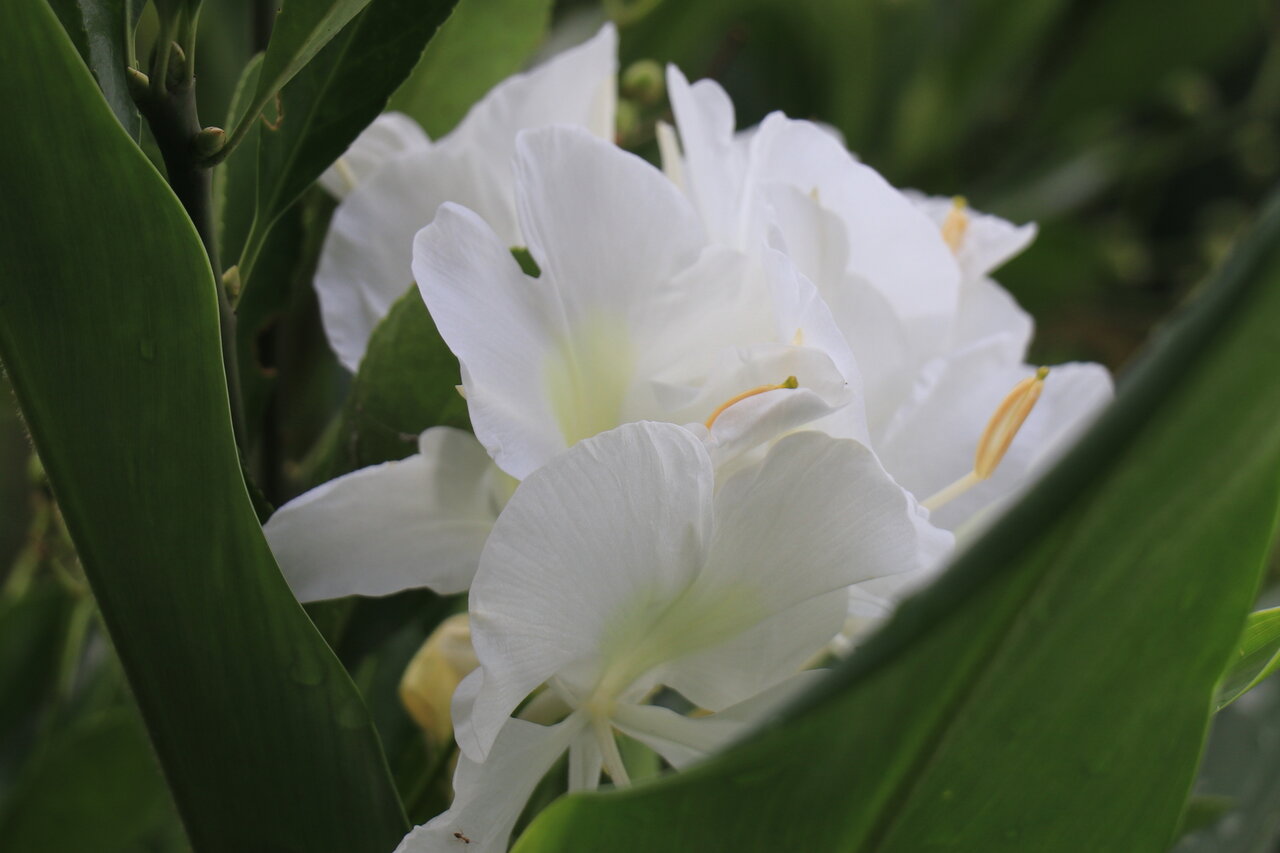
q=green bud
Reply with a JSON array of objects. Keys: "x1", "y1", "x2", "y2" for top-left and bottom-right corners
[
  {"x1": 621, "y1": 59, "x2": 664, "y2": 106},
  {"x1": 125, "y1": 67, "x2": 150, "y2": 102},
  {"x1": 222, "y1": 265, "x2": 242, "y2": 303},
  {"x1": 615, "y1": 98, "x2": 641, "y2": 145},
  {"x1": 195, "y1": 126, "x2": 226, "y2": 159}
]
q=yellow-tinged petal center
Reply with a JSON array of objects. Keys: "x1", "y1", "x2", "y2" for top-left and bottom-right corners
[{"x1": 543, "y1": 316, "x2": 635, "y2": 448}]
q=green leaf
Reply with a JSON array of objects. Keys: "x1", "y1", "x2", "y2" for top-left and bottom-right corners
[
  {"x1": 0, "y1": 582, "x2": 75, "y2": 772},
  {"x1": 239, "y1": 0, "x2": 458, "y2": 288},
  {"x1": 387, "y1": 0, "x2": 552, "y2": 138},
  {"x1": 325, "y1": 288, "x2": 468, "y2": 476},
  {"x1": 1215, "y1": 606, "x2": 1280, "y2": 710},
  {"x1": 0, "y1": 710, "x2": 174, "y2": 853},
  {"x1": 244, "y1": 0, "x2": 375, "y2": 139},
  {"x1": 45, "y1": 0, "x2": 142, "y2": 138},
  {"x1": 513, "y1": 194, "x2": 1280, "y2": 851},
  {"x1": 213, "y1": 51, "x2": 264, "y2": 265},
  {"x1": 0, "y1": 3, "x2": 408, "y2": 850}
]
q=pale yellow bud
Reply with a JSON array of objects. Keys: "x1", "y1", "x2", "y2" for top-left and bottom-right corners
[{"x1": 399, "y1": 613, "x2": 479, "y2": 746}]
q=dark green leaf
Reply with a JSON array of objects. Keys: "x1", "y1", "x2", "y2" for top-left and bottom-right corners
[
  {"x1": 247, "y1": 0, "x2": 375, "y2": 135},
  {"x1": 513, "y1": 193, "x2": 1280, "y2": 851},
  {"x1": 326, "y1": 288, "x2": 468, "y2": 476},
  {"x1": 1216, "y1": 606, "x2": 1280, "y2": 710},
  {"x1": 387, "y1": 0, "x2": 552, "y2": 138},
  {"x1": 0, "y1": 582, "x2": 74, "y2": 779},
  {"x1": 0, "y1": 3, "x2": 407, "y2": 850},
  {"x1": 239, "y1": 0, "x2": 458, "y2": 287},
  {"x1": 0, "y1": 710, "x2": 173, "y2": 853},
  {"x1": 213, "y1": 51, "x2": 264, "y2": 264},
  {"x1": 45, "y1": 0, "x2": 141, "y2": 138}
]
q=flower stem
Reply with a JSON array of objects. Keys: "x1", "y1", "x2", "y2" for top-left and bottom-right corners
[{"x1": 134, "y1": 56, "x2": 249, "y2": 455}]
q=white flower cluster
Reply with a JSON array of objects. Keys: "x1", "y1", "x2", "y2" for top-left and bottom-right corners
[{"x1": 264, "y1": 25, "x2": 1112, "y2": 853}]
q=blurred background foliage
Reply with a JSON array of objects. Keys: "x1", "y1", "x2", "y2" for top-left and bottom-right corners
[{"x1": 1, "y1": 0, "x2": 1278, "y2": 849}]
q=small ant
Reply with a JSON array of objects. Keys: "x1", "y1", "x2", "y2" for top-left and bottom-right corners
[{"x1": 453, "y1": 831, "x2": 471, "y2": 844}]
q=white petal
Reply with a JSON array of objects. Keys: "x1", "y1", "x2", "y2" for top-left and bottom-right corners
[
  {"x1": 263, "y1": 427, "x2": 498, "y2": 601},
  {"x1": 396, "y1": 712, "x2": 586, "y2": 853},
  {"x1": 462, "y1": 422, "x2": 715, "y2": 759},
  {"x1": 662, "y1": 431, "x2": 951, "y2": 709},
  {"x1": 665, "y1": 66, "x2": 746, "y2": 245},
  {"x1": 657, "y1": 590, "x2": 849, "y2": 711},
  {"x1": 513, "y1": 126, "x2": 706, "y2": 321},
  {"x1": 318, "y1": 112, "x2": 430, "y2": 200},
  {"x1": 315, "y1": 145, "x2": 507, "y2": 372},
  {"x1": 413, "y1": 204, "x2": 566, "y2": 480},
  {"x1": 612, "y1": 669, "x2": 827, "y2": 768},
  {"x1": 879, "y1": 344, "x2": 1113, "y2": 531},
  {"x1": 745, "y1": 115, "x2": 961, "y2": 353},
  {"x1": 437, "y1": 23, "x2": 618, "y2": 244},
  {"x1": 954, "y1": 276, "x2": 1033, "y2": 359},
  {"x1": 947, "y1": 361, "x2": 1113, "y2": 533},
  {"x1": 910, "y1": 192, "x2": 1037, "y2": 281}
]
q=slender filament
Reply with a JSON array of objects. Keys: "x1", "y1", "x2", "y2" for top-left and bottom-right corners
[{"x1": 703, "y1": 376, "x2": 799, "y2": 430}]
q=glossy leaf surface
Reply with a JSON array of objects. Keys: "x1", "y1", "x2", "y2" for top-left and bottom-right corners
[{"x1": 0, "y1": 3, "x2": 408, "y2": 850}]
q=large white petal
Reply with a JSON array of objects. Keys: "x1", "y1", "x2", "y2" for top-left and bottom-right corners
[
  {"x1": 315, "y1": 145, "x2": 507, "y2": 372},
  {"x1": 263, "y1": 428, "x2": 498, "y2": 601},
  {"x1": 954, "y1": 275, "x2": 1033, "y2": 359},
  {"x1": 462, "y1": 422, "x2": 715, "y2": 759},
  {"x1": 440, "y1": 24, "x2": 618, "y2": 239},
  {"x1": 413, "y1": 203, "x2": 565, "y2": 480},
  {"x1": 745, "y1": 114, "x2": 961, "y2": 354},
  {"x1": 665, "y1": 66, "x2": 747, "y2": 246},
  {"x1": 657, "y1": 590, "x2": 848, "y2": 711},
  {"x1": 513, "y1": 126, "x2": 707, "y2": 324},
  {"x1": 396, "y1": 712, "x2": 586, "y2": 853},
  {"x1": 318, "y1": 112, "x2": 431, "y2": 200},
  {"x1": 661, "y1": 431, "x2": 951, "y2": 709}
]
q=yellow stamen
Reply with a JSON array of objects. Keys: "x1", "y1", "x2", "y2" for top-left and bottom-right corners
[
  {"x1": 703, "y1": 376, "x2": 799, "y2": 430},
  {"x1": 922, "y1": 366, "x2": 1049, "y2": 512},
  {"x1": 941, "y1": 196, "x2": 969, "y2": 254}
]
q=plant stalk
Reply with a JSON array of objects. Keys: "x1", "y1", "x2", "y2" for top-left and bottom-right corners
[{"x1": 136, "y1": 64, "x2": 249, "y2": 454}]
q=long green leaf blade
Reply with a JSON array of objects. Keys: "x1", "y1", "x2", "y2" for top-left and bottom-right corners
[
  {"x1": 239, "y1": 0, "x2": 458, "y2": 287},
  {"x1": 0, "y1": 3, "x2": 407, "y2": 850},
  {"x1": 513, "y1": 193, "x2": 1280, "y2": 851},
  {"x1": 244, "y1": 0, "x2": 374, "y2": 139}
]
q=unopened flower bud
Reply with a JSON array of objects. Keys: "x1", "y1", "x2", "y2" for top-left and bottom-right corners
[
  {"x1": 125, "y1": 67, "x2": 150, "y2": 102},
  {"x1": 399, "y1": 614, "x2": 479, "y2": 746},
  {"x1": 195, "y1": 127, "x2": 226, "y2": 159},
  {"x1": 621, "y1": 59, "x2": 664, "y2": 106},
  {"x1": 615, "y1": 98, "x2": 641, "y2": 146}
]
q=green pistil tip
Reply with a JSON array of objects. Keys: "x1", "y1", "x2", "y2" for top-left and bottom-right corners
[
  {"x1": 782, "y1": 376, "x2": 799, "y2": 389},
  {"x1": 1035, "y1": 366, "x2": 1050, "y2": 380}
]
